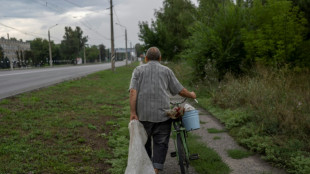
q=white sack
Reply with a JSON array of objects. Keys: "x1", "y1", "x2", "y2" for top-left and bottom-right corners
[
  {"x1": 124, "y1": 120, "x2": 155, "y2": 174},
  {"x1": 184, "y1": 104, "x2": 195, "y2": 111}
]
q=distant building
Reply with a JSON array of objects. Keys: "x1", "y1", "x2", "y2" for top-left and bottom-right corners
[
  {"x1": 0, "y1": 38, "x2": 30, "y2": 64},
  {"x1": 115, "y1": 48, "x2": 136, "y2": 61}
]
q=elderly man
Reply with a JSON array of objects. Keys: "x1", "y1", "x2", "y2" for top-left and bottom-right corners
[{"x1": 129, "y1": 47, "x2": 196, "y2": 174}]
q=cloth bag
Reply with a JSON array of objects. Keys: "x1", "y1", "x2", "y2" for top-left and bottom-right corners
[{"x1": 124, "y1": 120, "x2": 155, "y2": 174}]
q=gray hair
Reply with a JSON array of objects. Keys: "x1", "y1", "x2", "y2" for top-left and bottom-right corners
[{"x1": 146, "y1": 47, "x2": 161, "y2": 61}]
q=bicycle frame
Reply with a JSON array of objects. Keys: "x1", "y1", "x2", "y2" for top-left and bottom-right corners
[
  {"x1": 172, "y1": 117, "x2": 190, "y2": 172},
  {"x1": 169, "y1": 96, "x2": 199, "y2": 174}
]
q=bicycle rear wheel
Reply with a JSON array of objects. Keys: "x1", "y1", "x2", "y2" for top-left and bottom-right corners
[{"x1": 176, "y1": 132, "x2": 189, "y2": 174}]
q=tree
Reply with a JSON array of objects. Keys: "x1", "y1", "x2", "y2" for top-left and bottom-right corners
[
  {"x1": 0, "y1": 46, "x2": 3, "y2": 60},
  {"x1": 135, "y1": 43, "x2": 144, "y2": 58},
  {"x1": 86, "y1": 45, "x2": 99, "y2": 63},
  {"x1": 183, "y1": 0, "x2": 249, "y2": 80},
  {"x1": 52, "y1": 44, "x2": 62, "y2": 64},
  {"x1": 24, "y1": 50, "x2": 32, "y2": 65},
  {"x1": 138, "y1": 0, "x2": 197, "y2": 60},
  {"x1": 60, "y1": 26, "x2": 88, "y2": 60},
  {"x1": 99, "y1": 44, "x2": 106, "y2": 61},
  {"x1": 0, "y1": 46, "x2": 5, "y2": 68},
  {"x1": 242, "y1": 0, "x2": 308, "y2": 67},
  {"x1": 30, "y1": 38, "x2": 50, "y2": 66}
]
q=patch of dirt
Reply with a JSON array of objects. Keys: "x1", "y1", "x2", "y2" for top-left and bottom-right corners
[{"x1": 73, "y1": 114, "x2": 116, "y2": 173}]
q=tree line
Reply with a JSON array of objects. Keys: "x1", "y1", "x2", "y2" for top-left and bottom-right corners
[
  {"x1": 0, "y1": 26, "x2": 108, "y2": 68},
  {"x1": 138, "y1": 0, "x2": 310, "y2": 79}
]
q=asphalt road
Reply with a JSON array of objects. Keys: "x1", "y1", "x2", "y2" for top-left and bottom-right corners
[{"x1": 0, "y1": 61, "x2": 128, "y2": 100}]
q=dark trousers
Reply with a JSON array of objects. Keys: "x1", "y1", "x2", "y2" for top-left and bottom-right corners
[{"x1": 140, "y1": 119, "x2": 172, "y2": 170}]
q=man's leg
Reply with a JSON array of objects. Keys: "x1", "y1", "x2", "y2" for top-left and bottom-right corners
[
  {"x1": 140, "y1": 121, "x2": 154, "y2": 159},
  {"x1": 152, "y1": 119, "x2": 172, "y2": 171}
]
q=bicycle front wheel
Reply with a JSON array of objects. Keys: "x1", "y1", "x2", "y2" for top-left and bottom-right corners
[{"x1": 176, "y1": 132, "x2": 189, "y2": 174}]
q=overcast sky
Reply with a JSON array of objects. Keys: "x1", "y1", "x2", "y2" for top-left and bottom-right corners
[{"x1": 0, "y1": 0, "x2": 198, "y2": 48}]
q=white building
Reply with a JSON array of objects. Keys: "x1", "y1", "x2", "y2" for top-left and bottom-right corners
[{"x1": 0, "y1": 38, "x2": 30, "y2": 68}]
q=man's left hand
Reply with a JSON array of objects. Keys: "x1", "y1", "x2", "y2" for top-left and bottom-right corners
[{"x1": 130, "y1": 114, "x2": 139, "y2": 121}]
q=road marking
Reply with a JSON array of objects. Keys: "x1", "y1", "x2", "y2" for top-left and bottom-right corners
[{"x1": 0, "y1": 64, "x2": 110, "y2": 77}]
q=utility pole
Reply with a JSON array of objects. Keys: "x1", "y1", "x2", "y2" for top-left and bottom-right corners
[
  {"x1": 99, "y1": 47, "x2": 102, "y2": 63},
  {"x1": 125, "y1": 28, "x2": 128, "y2": 66},
  {"x1": 84, "y1": 44, "x2": 86, "y2": 64},
  {"x1": 110, "y1": 0, "x2": 115, "y2": 71},
  {"x1": 130, "y1": 42, "x2": 133, "y2": 62},
  {"x1": 48, "y1": 24, "x2": 58, "y2": 67}
]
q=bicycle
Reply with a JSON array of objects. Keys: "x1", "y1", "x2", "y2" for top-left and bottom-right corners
[{"x1": 168, "y1": 95, "x2": 199, "y2": 174}]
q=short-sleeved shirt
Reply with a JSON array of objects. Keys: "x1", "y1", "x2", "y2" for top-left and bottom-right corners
[{"x1": 129, "y1": 61, "x2": 184, "y2": 122}]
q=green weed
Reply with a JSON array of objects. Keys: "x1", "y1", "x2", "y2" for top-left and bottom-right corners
[
  {"x1": 207, "y1": 128, "x2": 226, "y2": 133},
  {"x1": 227, "y1": 149, "x2": 253, "y2": 159},
  {"x1": 87, "y1": 124, "x2": 97, "y2": 130},
  {"x1": 213, "y1": 136, "x2": 221, "y2": 140},
  {"x1": 200, "y1": 121, "x2": 207, "y2": 124},
  {"x1": 188, "y1": 134, "x2": 230, "y2": 174}
]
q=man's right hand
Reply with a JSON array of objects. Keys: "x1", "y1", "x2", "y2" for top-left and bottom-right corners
[
  {"x1": 190, "y1": 91, "x2": 196, "y2": 99},
  {"x1": 130, "y1": 114, "x2": 139, "y2": 121},
  {"x1": 179, "y1": 88, "x2": 196, "y2": 99}
]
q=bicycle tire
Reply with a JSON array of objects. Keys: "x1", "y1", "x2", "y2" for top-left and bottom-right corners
[{"x1": 176, "y1": 132, "x2": 189, "y2": 174}]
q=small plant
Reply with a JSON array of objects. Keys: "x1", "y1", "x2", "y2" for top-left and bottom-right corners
[
  {"x1": 227, "y1": 149, "x2": 253, "y2": 159},
  {"x1": 106, "y1": 120, "x2": 116, "y2": 126},
  {"x1": 207, "y1": 128, "x2": 226, "y2": 133},
  {"x1": 88, "y1": 124, "x2": 97, "y2": 130},
  {"x1": 96, "y1": 149, "x2": 110, "y2": 160},
  {"x1": 78, "y1": 138, "x2": 86, "y2": 143},
  {"x1": 213, "y1": 136, "x2": 221, "y2": 140},
  {"x1": 200, "y1": 121, "x2": 207, "y2": 124}
]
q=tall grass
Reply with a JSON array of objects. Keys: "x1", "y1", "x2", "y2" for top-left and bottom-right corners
[
  {"x1": 214, "y1": 66, "x2": 310, "y2": 137},
  {"x1": 168, "y1": 61, "x2": 310, "y2": 174}
]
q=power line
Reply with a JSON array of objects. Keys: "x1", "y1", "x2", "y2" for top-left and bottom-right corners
[
  {"x1": 113, "y1": 7, "x2": 121, "y2": 25},
  {"x1": 35, "y1": 0, "x2": 65, "y2": 14},
  {"x1": 37, "y1": 0, "x2": 110, "y2": 41},
  {"x1": 63, "y1": 0, "x2": 83, "y2": 8},
  {"x1": 63, "y1": 0, "x2": 109, "y2": 14},
  {"x1": 0, "y1": 22, "x2": 44, "y2": 38}
]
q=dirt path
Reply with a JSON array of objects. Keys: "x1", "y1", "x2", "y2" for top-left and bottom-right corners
[
  {"x1": 161, "y1": 139, "x2": 198, "y2": 174},
  {"x1": 191, "y1": 106, "x2": 287, "y2": 174},
  {"x1": 161, "y1": 105, "x2": 287, "y2": 174}
]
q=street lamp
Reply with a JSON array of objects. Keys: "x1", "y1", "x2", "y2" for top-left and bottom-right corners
[
  {"x1": 115, "y1": 23, "x2": 128, "y2": 66},
  {"x1": 48, "y1": 24, "x2": 58, "y2": 67},
  {"x1": 84, "y1": 43, "x2": 89, "y2": 64}
]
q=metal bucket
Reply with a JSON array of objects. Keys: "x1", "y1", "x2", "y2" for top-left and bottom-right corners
[{"x1": 182, "y1": 110, "x2": 200, "y2": 131}]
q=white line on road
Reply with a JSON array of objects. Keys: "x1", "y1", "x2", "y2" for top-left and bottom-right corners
[{"x1": 0, "y1": 64, "x2": 109, "y2": 77}]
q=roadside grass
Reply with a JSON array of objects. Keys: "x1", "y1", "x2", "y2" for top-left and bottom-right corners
[
  {"x1": 0, "y1": 63, "x2": 138, "y2": 174},
  {"x1": 168, "y1": 61, "x2": 310, "y2": 174},
  {"x1": 227, "y1": 149, "x2": 253, "y2": 159},
  {"x1": 187, "y1": 134, "x2": 230, "y2": 174}
]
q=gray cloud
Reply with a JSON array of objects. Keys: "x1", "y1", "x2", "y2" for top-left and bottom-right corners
[{"x1": 0, "y1": 0, "x2": 198, "y2": 48}]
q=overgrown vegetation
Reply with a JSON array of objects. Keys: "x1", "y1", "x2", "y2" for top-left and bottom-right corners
[{"x1": 169, "y1": 61, "x2": 310, "y2": 174}]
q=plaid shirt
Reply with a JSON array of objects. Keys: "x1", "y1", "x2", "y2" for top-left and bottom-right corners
[{"x1": 129, "y1": 61, "x2": 184, "y2": 122}]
